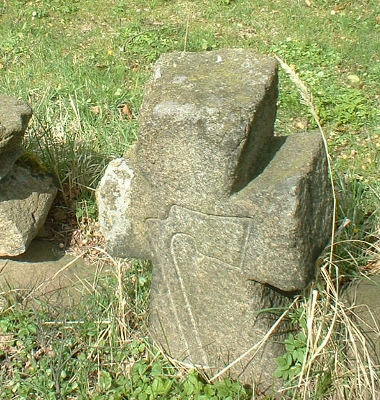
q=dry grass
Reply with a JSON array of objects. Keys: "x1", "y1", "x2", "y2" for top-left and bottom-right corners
[
  {"x1": 281, "y1": 263, "x2": 380, "y2": 399},
  {"x1": 266, "y1": 58, "x2": 380, "y2": 399}
]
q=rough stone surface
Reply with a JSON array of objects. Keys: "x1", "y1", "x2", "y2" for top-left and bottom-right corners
[
  {"x1": 0, "y1": 165, "x2": 57, "y2": 256},
  {"x1": 0, "y1": 95, "x2": 57, "y2": 256},
  {"x1": 96, "y1": 157, "x2": 135, "y2": 255},
  {"x1": 344, "y1": 275, "x2": 380, "y2": 365},
  {"x1": 97, "y1": 49, "x2": 333, "y2": 389},
  {"x1": 0, "y1": 95, "x2": 31, "y2": 177},
  {"x1": 0, "y1": 147, "x2": 25, "y2": 180}
]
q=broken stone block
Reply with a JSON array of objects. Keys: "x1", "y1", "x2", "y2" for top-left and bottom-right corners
[
  {"x1": 0, "y1": 94, "x2": 32, "y2": 179},
  {"x1": 0, "y1": 95, "x2": 57, "y2": 256},
  {"x1": 97, "y1": 49, "x2": 333, "y2": 390},
  {"x1": 0, "y1": 165, "x2": 57, "y2": 257},
  {"x1": 96, "y1": 157, "x2": 135, "y2": 257}
]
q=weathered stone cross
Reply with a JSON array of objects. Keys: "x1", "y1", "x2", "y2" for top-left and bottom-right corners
[{"x1": 97, "y1": 49, "x2": 332, "y2": 388}]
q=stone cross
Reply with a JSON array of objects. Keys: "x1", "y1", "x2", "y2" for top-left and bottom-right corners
[{"x1": 96, "y1": 49, "x2": 333, "y2": 389}]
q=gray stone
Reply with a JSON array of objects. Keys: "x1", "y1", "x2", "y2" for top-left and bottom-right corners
[
  {"x1": 96, "y1": 157, "x2": 135, "y2": 256},
  {"x1": 344, "y1": 275, "x2": 380, "y2": 365},
  {"x1": 97, "y1": 49, "x2": 333, "y2": 389},
  {"x1": 0, "y1": 164, "x2": 57, "y2": 256},
  {"x1": 0, "y1": 94, "x2": 31, "y2": 179},
  {"x1": 0, "y1": 95, "x2": 57, "y2": 256},
  {"x1": 0, "y1": 146, "x2": 25, "y2": 180}
]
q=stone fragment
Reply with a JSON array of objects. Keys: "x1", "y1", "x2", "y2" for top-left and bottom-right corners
[
  {"x1": 97, "y1": 49, "x2": 333, "y2": 390},
  {"x1": 344, "y1": 275, "x2": 380, "y2": 365},
  {"x1": 0, "y1": 164, "x2": 57, "y2": 256},
  {"x1": 0, "y1": 95, "x2": 32, "y2": 148},
  {"x1": 0, "y1": 94, "x2": 32, "y2": 179},
  {"x1": 96, "y1": 156, "x2": 135, "y2": 257}
]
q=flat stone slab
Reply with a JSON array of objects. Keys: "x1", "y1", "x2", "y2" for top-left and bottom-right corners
[{"x1": 0, "y1": 240, "x2": 107, "y2": 308}]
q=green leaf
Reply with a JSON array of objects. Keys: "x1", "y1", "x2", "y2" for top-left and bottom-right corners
[
  {"x1": 99, "y1": 370, "x2": 112, "y2": 391},
  {"x1": 151, "y1": 363, "x2": 163, "y2": 377},
  {"x1": 152, "y1": 377, "x2": 170, "y2": 395},
  {"x1": 184, "y1": 379, "x2": 196, "y2": 395},
  {"x1": 138, "y1": 392, "x2": 148, "y2": 400},
  {"x1": 204, "y1": 385, "x2": 215, "y2": 397},
  {"x1": 275, "y1": 356, "x2": 288, "y2": 369},
  {"x1": 86, "y1": 322, "x2": 98, "y2": 337},
  {"x1": 294, "y1": 349, "x2": 305, "y2": 363}
]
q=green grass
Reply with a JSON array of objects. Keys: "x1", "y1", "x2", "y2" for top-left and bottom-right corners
[
  {"x1": 1, "y1": 0, "x2": 380, "y2": 398},
  {"x1": 0, "y1": 259, "x2": 250, "y2": 399}
]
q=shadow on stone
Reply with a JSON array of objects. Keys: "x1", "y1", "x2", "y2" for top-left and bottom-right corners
[
  {"x1": 0, "y1": 238, "x2": 65, "y2": 263},
  {"x1": 232, "y1": 136, "x2": 287, "y2": 194}
]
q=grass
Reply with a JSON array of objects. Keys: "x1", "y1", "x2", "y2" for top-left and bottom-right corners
[{"x1": 1, "y1": 0, "x2": 380, "y2": 398}]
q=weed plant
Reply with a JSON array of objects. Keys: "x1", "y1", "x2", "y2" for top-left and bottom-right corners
[{"x1": 0, "y1": 0, "x2": 380, "y2": 398}]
